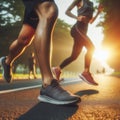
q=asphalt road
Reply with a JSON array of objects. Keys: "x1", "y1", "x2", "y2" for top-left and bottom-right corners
[
  {"x1": 0, "y1": 74, "x2": 120, "y2": 120},
  {"x1": 0, "y1": 78, "x2": 80, "y2": 94}
]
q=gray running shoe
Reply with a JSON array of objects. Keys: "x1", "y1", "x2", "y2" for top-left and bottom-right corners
[
  {"x1": 0, "y1": 56, "x2": 12, "y2": 83},
  {"x1": 38, "y1": 79, "x2": 80, "y2": 105}
]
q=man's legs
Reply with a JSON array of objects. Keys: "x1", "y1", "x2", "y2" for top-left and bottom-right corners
[
  {"x1": 34, "y1": 1, "x2": 80, "y2": 105},
  {"x1": 34, "y1": 2, "x2": 58, "y2": 86},
  {"x1": 0, "y1": 24, "x2": 35, "y2": 82},
  {"x1": 7, "y1": 25, "x2": 35, "y2": 65}
]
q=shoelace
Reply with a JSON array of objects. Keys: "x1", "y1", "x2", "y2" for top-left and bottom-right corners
[{"x1": 51, "y1": 80, "x2": 65, "y2": 92}]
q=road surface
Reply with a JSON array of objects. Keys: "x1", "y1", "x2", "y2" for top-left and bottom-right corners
[{"x1": 0, "y1": 74, "x2": 120, "y2": 120}]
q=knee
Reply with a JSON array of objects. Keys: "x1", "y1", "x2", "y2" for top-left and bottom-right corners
[
  {"x1": 87, "y1": 47, "x2": 95, "y2": 57},
  {"x1": 88, "y1": 45, "x2": 95, "y2": 54},
  {"x1": 49, "y1": 5, "x2": 58, "y2": 20},
  {"x1": 36, "y1": 2, "x2": 58, "y2": 20}
]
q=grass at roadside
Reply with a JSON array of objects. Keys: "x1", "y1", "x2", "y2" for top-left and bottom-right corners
[
  {"x1": 0, "y1": 71, "x2": 79, "y2": 80},
  {"x1": 110, "y1": 71, "x2": 120, "y2": 77}
]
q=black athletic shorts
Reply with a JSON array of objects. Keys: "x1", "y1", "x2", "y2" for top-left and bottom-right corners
[{"x1": 22, "y1": 0, "x2": 54, "y2": 29}]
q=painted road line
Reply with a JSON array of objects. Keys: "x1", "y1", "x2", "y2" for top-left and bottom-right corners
[
  {"x1": 0, "y1": 78, "x2": 82, "y2": 94},
  {"x1": 0, "y1": 85, "x2": 41, "y2": 94}
]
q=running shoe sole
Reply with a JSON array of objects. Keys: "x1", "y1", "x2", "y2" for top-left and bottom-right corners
[{"x1": 38, "y1": 95, "x2": 80, "y2": 105}]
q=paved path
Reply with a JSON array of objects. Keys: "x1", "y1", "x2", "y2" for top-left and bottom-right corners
[
  {"x1": 0, "y1": 77, "x2": 80, "y2": 94},
  {"x1": 0, "y1": 75, "x2": 120, "y2": 120}
]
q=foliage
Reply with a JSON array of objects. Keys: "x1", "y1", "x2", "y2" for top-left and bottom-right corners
[
  {"x1": 99, "y1": 0, "x2": 120, "y2": 70},
  {"x1": 0, "y1": 0, "x2": 24, "y2": 26},
  {"x1": 0, "y1": 0, "x2": 24, "y2": 56}
]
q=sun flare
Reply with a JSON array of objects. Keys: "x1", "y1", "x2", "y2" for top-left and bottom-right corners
[{"x1": 93, "y1": 49, "x2": 109, "y2": 62}]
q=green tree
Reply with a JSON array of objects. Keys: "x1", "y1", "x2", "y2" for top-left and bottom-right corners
[
  {"x1": 0, "y1": 0, "x2": 24, "y2": 26},
  {"x1": 0, "y1": 0, "x2": 24, "y2": 56},
  {"x1": 99, "y1": 0, "x2": 120, "y2": 71}
]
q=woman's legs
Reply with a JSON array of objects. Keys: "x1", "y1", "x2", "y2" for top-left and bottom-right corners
[
  {"x1": 52, "y1": 37, "x2": 83, "y2": 80},
  {"x1": 76, "y1": 28, "x2": 98, "y2": 85},
  {"x1": 83, "y1": 36, "x2": 95, "y2": 72},
  {"x1": 60, "y1": 40, "x2": 83, "y2": 69},
  {"x1": 74, "y1": 24, "x2": 95, "y2": 72}
]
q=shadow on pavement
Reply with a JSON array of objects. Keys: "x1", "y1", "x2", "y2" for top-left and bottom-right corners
[
  {"x1": 17, "y1": 102, "x2": 79, "y2": 120},
  {"x1": 76, "y1": 89, "x2": 99, "y2": 96}
]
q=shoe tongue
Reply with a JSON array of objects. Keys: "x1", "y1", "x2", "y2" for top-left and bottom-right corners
[
  {"x1": 51, "y1": 79, "x2": 59, "y2": 86},
  {"x1": 42, "y1": 79, "x2": 59, "y2": 88}
]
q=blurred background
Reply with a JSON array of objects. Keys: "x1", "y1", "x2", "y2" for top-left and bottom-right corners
[{"x1": 0, "y1": 0, "x2": 120, "y2": 77}]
